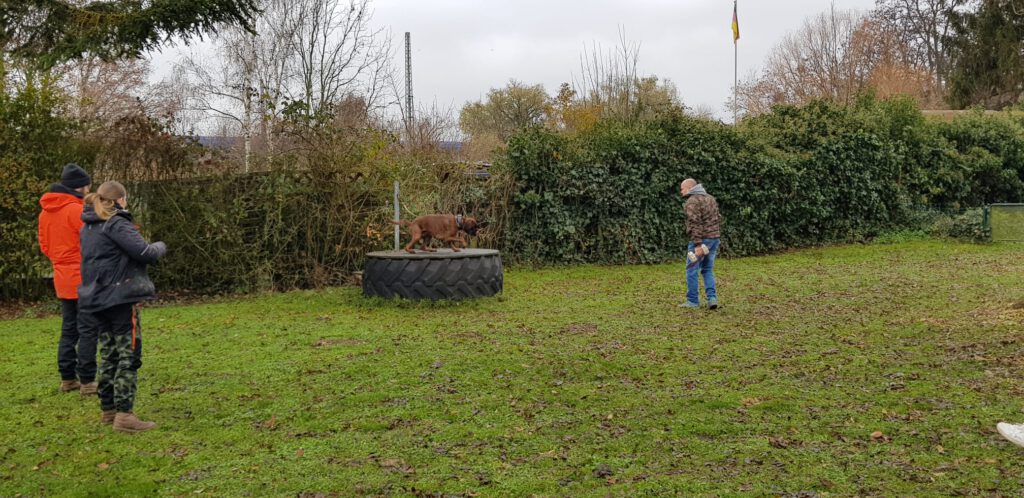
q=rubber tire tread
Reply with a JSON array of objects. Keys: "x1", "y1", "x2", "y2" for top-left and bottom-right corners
[{"x1": 363, "y1": 253, "x2": 503, "y2": 300}]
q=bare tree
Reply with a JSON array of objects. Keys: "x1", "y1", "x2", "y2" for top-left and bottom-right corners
[
  {"x1": 286, "y1": 0, "x2": 394, "y2": 120},
  {"x1": 54, "y1": 57, "x2": 150, "y2": 127},
  {"x1": 176, "y1": 26, "x2": 259, "y2": 171},
  {"x1": 250, "y1": 0, "x2": 303, "y2": 161},
  {"x1": 874, "y1": 0, "x2": 968, "y2": 95},
  {"x1": 572, "y1": 28, "x2": 681, "y2": 122},
  {"x1": 174, "y1": 0, "x2": 396, "y2": 171},
  {"x1": 734, "y1": 6, "x2": 941, "y2": 116}
]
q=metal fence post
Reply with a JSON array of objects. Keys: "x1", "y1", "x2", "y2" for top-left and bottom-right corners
[{"x1": 394, "y1": 181, "x2": 400, "y2": 251}]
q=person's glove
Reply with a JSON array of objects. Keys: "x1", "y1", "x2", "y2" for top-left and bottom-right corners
[{"x1": 150, "y1": 241, "x2": 167, "y2": 259}]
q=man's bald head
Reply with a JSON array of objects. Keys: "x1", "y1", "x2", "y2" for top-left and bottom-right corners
[{"x1": 680, "y1": 178, "x2": 697, "y2": 197}]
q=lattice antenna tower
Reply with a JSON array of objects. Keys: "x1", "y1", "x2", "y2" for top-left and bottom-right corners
[{"x1": 405, "y1": 32, "x2": 414, "y2": 125}]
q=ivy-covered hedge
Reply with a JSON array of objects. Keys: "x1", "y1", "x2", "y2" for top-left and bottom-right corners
[{"x1": 502, "y1": 97, "x2": 1024, "y2": 265}]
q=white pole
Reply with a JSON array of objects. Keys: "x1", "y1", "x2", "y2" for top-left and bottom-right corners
[
  {"x1": 393, "y1": 181, "x2": 400, "y2": 251},
  {"x1": 734, "y1": 0, "x2": 739, "y2": 126}
]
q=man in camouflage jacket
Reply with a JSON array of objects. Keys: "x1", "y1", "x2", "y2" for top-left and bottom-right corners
[{"x1": 680, "y1": 178, "x2": 721, "y2": 309}]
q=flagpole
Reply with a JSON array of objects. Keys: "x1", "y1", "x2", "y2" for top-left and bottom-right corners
[{"x1": 733, "y1": 0, "x2": 738, "y2": 126}]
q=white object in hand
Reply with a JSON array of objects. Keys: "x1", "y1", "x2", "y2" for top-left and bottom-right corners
[{"x1": 687, "y1": 244, "x2": 709, "y2": 263}]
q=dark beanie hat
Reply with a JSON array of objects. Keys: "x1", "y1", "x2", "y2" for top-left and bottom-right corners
[{"x1": 60, "y1": 163, "x2": 91, "y2": 189}]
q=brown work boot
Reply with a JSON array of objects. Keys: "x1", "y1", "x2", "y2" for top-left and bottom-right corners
[
  {"x1": 100, "y1": 410, "x2": 116, "y2": 425},
  {"x1": 113, "y1": 412, "x2": 156, "y2": 433},
  {"x1": 79, "y1": 382, "x2": 98, "y2": 396},
  {"x1": 59, "y1": 380, "x2": 80, "y2": 393}
]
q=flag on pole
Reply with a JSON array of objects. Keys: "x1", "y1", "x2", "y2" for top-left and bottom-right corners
[{"x1": 732, "y1": 1, "x2": 740, "y2": 43}]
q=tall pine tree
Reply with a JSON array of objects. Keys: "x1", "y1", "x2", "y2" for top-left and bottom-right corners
[
  {"x1": 947, "y1": 0, "x2": 1024, "y2": 109},
  {"x1": 0, "y1": 0, "x2": 260, "y2": 68}
]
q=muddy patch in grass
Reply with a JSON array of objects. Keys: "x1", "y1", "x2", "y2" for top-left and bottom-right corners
[
  {"x1": 561, "y1": 322, "x2": 598, "y2": 334},
  {"x1": 313, "y1": 337, "x2": 365, "y2": 348}
]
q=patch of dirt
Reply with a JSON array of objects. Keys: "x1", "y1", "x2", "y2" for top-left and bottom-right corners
[
  {"x1": 313, "y1": 338, "x2": 365, "y2": 348},
  {"x1": 561, "y1": 322, "x2": 598, "y2": 334},
  {"x1": 922, "y1": 303, "x2": 1024, "y2": 330},
  {"x1": 0, "y1": 301, "x2": 57, "y2": 320}
]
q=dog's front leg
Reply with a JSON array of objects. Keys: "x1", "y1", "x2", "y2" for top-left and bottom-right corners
[{"x1": 439, "y1": 236, "x2": 462, "y2": 252}]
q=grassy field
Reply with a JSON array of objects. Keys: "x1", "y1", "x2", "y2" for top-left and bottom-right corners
[{"x1": 1, "y1": 240, "x2": 1023, "y2": 496}]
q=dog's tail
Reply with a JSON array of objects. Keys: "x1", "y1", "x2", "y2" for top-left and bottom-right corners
[{"x1": 390, "y1": 220, "x2": 410, "y2": 227}]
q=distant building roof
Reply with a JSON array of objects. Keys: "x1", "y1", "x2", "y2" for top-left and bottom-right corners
[
  {"x1": 196, "y1": 136, "x2": 242, "y2": 149},
  {"x1": 437, "y1": 141, "x2": 464, "y2": 153}
]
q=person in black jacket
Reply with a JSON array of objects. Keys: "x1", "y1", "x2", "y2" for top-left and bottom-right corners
[{"x1": 78, "y1": 181, "x2": 166, "y2": 433}]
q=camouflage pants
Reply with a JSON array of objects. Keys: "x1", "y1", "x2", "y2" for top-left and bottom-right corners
[{"x1": 83, "y1": 303, "x2": 143, "y2": 413}]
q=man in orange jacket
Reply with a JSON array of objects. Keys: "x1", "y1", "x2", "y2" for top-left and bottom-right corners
[{"x1": 38, "y1": 164, "x2": 97, "y2": 395}]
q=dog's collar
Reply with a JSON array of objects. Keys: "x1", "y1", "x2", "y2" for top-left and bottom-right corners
[{"x1": 455, "y1": 214, "x2": 464, "y2": 229}]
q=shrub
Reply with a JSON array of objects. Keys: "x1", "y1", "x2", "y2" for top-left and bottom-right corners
[
  {"x1": 501, "y1": 98, "x2": 1018, "y2": 265},
  {"x1": 946, "y1": 208, "x2": 991, "y2": 242},
  {"x1": 0, "y1": 73, "x2": 89, "y2": 299}
]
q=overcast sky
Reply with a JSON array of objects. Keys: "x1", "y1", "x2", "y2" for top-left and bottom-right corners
[{"x1": 151, "y1": 0, "x2": 878, "y2": 121}]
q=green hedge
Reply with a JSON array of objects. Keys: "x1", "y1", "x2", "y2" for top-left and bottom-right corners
[
  {"x1": 502, "y1": 98, "x2": 1022, "y2": 265},
  {"x1": 5, "y1": 92, "x2": 1022, "y2": 299},
  {"x1": 0, "y1": 75, "x2": 86, "y2": 300}
]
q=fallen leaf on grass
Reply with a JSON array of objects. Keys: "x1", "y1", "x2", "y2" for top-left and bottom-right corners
[
  {"x1": 258, "y1": 415, "x2": 277, "y2": 430},
  {"x1": 296, "y1": 448, "x2": 305, "y2": 458},
  {"x1": 97, "y1": 462, "x2": 110, "y2": 470},
  {"x1": 561, "y1": 323, "x2": 597, "y2": 334},
  {"x1": 379, "y1": 458, "x2": 415, "y2": 475},
  {"x1": 538, "y1": 449, "x2": 558, "y2": 459},
  {"x1": 312, "y1": 338, "x2": 363, "y2": 348}
]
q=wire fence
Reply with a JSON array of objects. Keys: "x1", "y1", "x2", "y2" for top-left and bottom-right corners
[{"x1": 988, "y1": 204, "x2": 1024, "y2": 242}]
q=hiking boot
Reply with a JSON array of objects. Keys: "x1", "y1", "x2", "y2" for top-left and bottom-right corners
[
  {"x1": 708, "y1": 298, "x2": 719, "y2": 310},
  {"x1": 997, "y1": 422, "x2": 1024, "y2": 448},
  {"x1": 100, "y1": 410, "x2": 116, "y2": 425},
  {"x1": 677, "y1": 301, "x2": 700, "y2": 309},
  {"x1": 59, "y1": 380, "x2": 80, "y2": 393},
  {"x1": 79, "y1": 382, "x2": 98, "y2": 397},
  {"x1": 113, "y1": 412, "x2": 156, "y2": 434}
]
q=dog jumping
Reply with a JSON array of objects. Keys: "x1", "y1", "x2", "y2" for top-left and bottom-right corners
[{"x1": 392, "y1": 214, "x2": 482, "y2": 253}]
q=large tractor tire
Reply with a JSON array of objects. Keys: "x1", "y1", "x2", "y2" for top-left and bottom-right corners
[{"x1": 362, "y1": 249, "x2": 503, "y2": 300}]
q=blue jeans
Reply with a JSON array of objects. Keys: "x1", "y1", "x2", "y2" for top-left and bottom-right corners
[{"x1": 686, "y1": 238, "x2": 719, "y2": 305}]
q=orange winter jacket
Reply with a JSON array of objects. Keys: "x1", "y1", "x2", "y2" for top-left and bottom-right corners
[{"x1": 38, "y1": 185, "x2": 85, "y2": 299}]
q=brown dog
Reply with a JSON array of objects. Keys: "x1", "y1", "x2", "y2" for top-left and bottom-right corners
[{"x1": 393, "y1": 214, "x2": 481, "y2": 253}]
